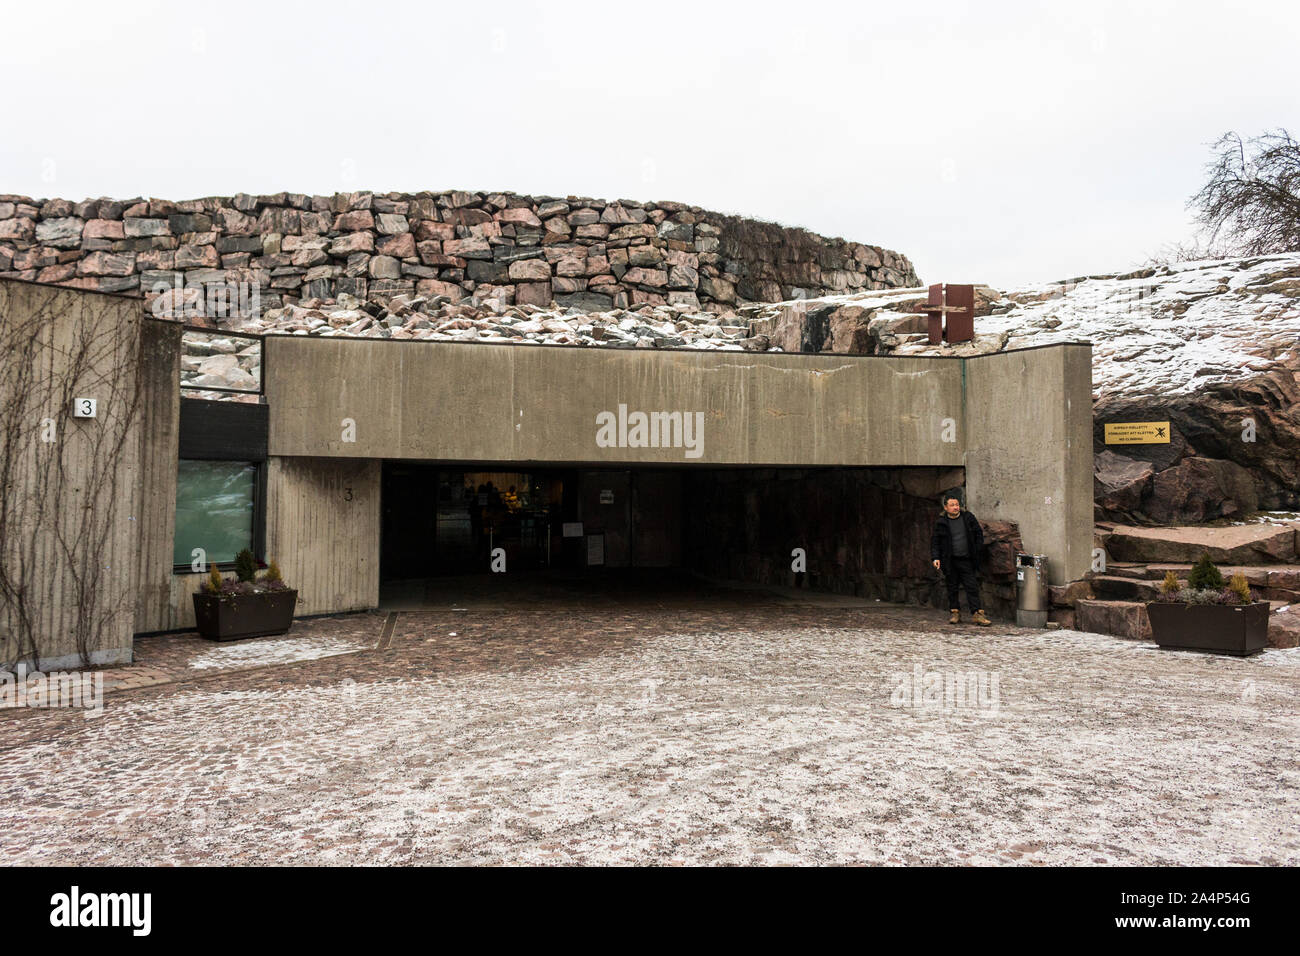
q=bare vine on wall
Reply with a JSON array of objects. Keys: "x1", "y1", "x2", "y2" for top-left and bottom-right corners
[{"x1": 0, "y1": 285, "x2": 144, "y2": 669}]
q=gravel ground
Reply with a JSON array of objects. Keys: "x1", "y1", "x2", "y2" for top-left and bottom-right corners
[{"x1": 1, "y1": 604, "x2": 1297, "y2": 866}]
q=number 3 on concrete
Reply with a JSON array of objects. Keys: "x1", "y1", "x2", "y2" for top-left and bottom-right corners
[{"x1": 344, "y1": 487, "x2": 353, "y2": 501}]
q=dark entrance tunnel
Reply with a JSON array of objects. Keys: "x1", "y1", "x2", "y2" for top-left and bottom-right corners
[
  {"x1": 379, "y1": 464, "x2": 684, "y2": 581},
  {"x1": 378, "y1": 461, "x2": 964, "y2": 608}
]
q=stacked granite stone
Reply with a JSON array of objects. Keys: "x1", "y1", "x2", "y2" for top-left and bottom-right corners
[{"x1": 0, "y1": 191, "x2": 918, "y2": 312}]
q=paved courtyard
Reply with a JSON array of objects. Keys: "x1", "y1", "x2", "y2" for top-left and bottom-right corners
[{"x1": 2, "y1": 578, "x2": 1298, "y2": 865}]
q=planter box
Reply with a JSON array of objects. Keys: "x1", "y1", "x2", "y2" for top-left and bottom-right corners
[
  {"x1": 1145, "y1": 601, "x2": 1270, "y2": 656},
  {"x1": 193, "y1": 589, "x2": 298, "y2": 642}
]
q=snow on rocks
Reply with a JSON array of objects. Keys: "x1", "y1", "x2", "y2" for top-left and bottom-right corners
[
  {"x1": 745, "y1": 253, "x2": 1300, "y2": 402},
  {"x1": 199, "y1": 292, "x2": 760, "y2": 355}
]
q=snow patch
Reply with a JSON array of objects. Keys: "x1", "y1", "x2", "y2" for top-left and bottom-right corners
[{"x1": 187, "y1": 635, "x2": 370, "y2": 670}]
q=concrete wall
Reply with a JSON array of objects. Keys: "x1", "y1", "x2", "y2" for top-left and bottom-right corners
[
  {"x1": 161, "y1": 573, "x2": 207, "y2": 633},
  {"x1": 266, "y1": 336, "x2": 1093, "y2": 589},
  {"x1": 266, "y1": 456, "x2": 381, "y2": 616},
  {"x1": 0, "y1": 279, "x2": 143, "y2": 668},
  {"x1": 148, "y1": 455, "x2": 385, "y2": 630},
  {"x1": 265, "y1": 338, "x2": 967, "y2": 468},
  {"x1": 965, "y1": 344, "x2": 1094, "y2": 584},
  {"x1": 132, "y1": 319, "x2": 182, "y2": 633}
]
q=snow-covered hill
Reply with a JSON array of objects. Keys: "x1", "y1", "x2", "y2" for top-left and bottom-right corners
[{"x1": 745, "y1": 253, "x2": 1300, "y2": 402}]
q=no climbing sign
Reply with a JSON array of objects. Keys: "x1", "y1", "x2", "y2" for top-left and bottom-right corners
[{"x1": 1104, "y1": 421, "x2": 1171, "y2": 444}]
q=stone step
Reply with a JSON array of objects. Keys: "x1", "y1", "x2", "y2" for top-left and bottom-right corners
[
  {"x1": 1048, "y1": 580, "x2": 1094, "y2": 606},
  {"x1": 1075, "y1": 599, "x2": 1151, "y2": 641},
  {"x1": 1075, "y1": 597, "x2": 1298, "y2": 647},
  {"x1": 1101, "y1": 563, "x2": 1300, "y2": 601},
  {"x1": 1103, "y1": 563, "x2": 1155, "y2": 580},
  {"x1": 1098, "y1": 522, "x2": 1298, "y2": 565},
  {"x1": 1271, "y1": 606, "x2": 1300, "y2": 647},
  {"x1": 1088, "y1": 575, "x2": 1161, "y2": 601}
]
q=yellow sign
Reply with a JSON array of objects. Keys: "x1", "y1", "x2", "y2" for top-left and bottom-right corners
[{"x1": 1104, "y1": 421, "x2": 1171, "y2": 444}]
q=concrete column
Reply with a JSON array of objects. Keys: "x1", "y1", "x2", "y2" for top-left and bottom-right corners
[
  {"x1": 964, "y1": 344, "x2": 1094, "y2": 585},
  {"x1": 133, "y1": 319, "x2": 182, "y2": 634}
]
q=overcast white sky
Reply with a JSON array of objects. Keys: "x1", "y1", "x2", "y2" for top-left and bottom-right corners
[{"x1": 3, "y1": 0, "x2": 1298, "y2": 287}]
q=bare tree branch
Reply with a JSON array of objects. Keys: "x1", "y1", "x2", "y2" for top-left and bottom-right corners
[{"x1": 1189, "y1": 129, "x2": 1300, "y2": 256}]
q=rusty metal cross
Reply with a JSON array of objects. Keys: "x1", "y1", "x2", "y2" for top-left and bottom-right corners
[{"x1": 918, "y1": 283, "x2": 975, "y2": 344}]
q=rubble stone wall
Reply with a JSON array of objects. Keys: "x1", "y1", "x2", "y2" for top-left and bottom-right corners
[{"x1": 0, "y1": 190, "x2": 919, "y2": 313}]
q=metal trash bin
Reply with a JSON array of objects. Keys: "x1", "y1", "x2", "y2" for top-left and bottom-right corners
[{"x1": 1016, "y1": 553, "x2": 1049, "y2": 628}]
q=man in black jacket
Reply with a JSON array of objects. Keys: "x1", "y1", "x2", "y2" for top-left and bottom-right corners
[{"x1": 930, "y1": 494, "x2": 991, "y2": 626}]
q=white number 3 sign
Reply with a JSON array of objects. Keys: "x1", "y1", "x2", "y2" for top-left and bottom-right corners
[{"x1": 73, "y1": 398, "x2": 97, "y2": 418}]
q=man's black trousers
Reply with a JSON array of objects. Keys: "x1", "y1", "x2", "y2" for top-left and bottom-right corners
[{"x1": 944, "y1": 556, "x2": 983, "y2": 611}]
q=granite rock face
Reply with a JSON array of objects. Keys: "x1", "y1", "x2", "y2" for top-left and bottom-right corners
[{"x1": 1097, "y1": 522, "x2": 1299, "y2": 565}]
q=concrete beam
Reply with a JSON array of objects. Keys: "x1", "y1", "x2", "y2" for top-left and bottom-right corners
[{"x1": 265, "y1": 338, "x2": 966, "y2": 468}]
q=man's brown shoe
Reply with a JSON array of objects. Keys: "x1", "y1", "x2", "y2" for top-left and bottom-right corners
[
  {"x1": 949, "y1": 609, "x2": 961, "y2": 624},
  {"x1": 972, "y1": 610, "x2": 992, "y2": 626}
]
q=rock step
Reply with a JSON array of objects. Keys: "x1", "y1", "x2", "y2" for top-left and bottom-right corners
[
  {"x1": 1102, "y1": 563, "x2": 1300, "y2": 602},
  {"x1": 1098, "y1": 522, "x2": 1298, "y2": 565},
  {"x1": 1088, "y1": 575, "x2": 1161, "y2": 601},
  {"x1": 1075, "y1": 598, "x2": 1297, "y2": 646},
  {"x1": 1075, "y1": 599, "x2": 1150, "y2": 641}
]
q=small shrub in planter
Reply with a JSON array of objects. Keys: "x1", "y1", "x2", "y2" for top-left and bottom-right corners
[
  {"x1": 1159, "y1": 570, "x2": 1179, "y2": 596},
  {"x1": 234, "y1": 547, "x2": 258, "y2": 584},
  {"x1": 1187, "y1": 553, "x2": 1226, "y2": 591},
  {"x1": 1146, "y1": 553, "x2": 1268, "y2": 656},
  {"x1": 192, "y1": 557, "x2": 298, "y2": 642}
]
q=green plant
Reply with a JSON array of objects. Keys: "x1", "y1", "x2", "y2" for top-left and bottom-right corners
[
  {"x1": 1160, "y1": 570, "x2": 1180, "y2": 595},
  {"x1": 1188, "y1": 553, "x2": 1226, "y2": 591},
  {"x1": 234, "y1": 548, "x2": 258, "y2": 583},
  {"x1": 205, "y1": 565, "x2": 223, "y2": 594},
  {"x1": 1176, "y1": 587, "x2": 1233, "y2": 605},
  {"x1": 1228, "y1": 572, "x2": 1253, "y2": 605},
  {"x1": 265, "y1": 559, "x2": 283, "y2": 584}
]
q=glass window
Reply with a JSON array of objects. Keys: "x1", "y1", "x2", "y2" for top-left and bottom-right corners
[{"x1": 174, "y1": 460, "x2": 257, "y2": 567}]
